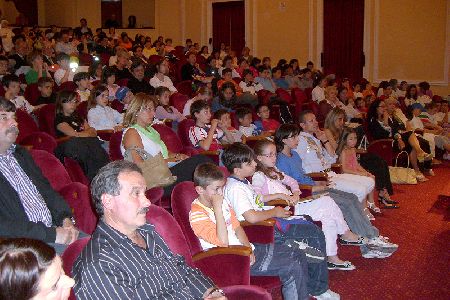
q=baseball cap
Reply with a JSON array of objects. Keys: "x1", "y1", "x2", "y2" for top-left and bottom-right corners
[{"x1": 115, "y1": 86, "x2": 131, "y2": 102}]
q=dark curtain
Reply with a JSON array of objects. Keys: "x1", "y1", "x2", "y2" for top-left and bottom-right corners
[
  {"x1": 323, "y1": 0, "x2": 364, "y2": 81},
  {"x1": 212, "y1": 1, "x2": 245, "y2": 53},
  {"x1": 6, "y1": 0, "x2": 38, "y2": 26}
]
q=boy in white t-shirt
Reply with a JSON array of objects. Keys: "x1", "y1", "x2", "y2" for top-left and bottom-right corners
[
  {"x1": 2, "y1": 74, "x2": 45, "y2": 114},
  {"x1": 236, "y1": 107, "x2": 260, "y2": 137},
  {"x1": 189, "y1": 163, "x2": 330, "y2": 300},
  {"x1": 221, "y1": 143, "x2": 340, "y2": 299},
  {"x1": 54, "y1": 53, "x2": 75, "y2": 86},
  {"x1": 73, "y1": 72, "x2": 91, "y2": 102}
]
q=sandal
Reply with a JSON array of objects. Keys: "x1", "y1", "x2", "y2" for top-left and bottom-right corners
[
  {"x1": 339, "y1": 236, "x2": 366, "y2": 246},
  {"x1": 368, "y1": 201, "x2": 381, "y2": 213},
  {"x1": 417, "y1": 153, "x2": 433, "y2": 162},
  {"x1": 379, "y1": 194, "x2": 399, "y2": 204},
  {"x1": 378, "y1": 197, "x2": 399, "y2": 209}
]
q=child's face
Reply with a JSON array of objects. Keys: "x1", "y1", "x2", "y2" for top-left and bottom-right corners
[
  {"x1": 62, "y1": 98, "x2": 78, "y2": 115},
  {"x1": 123, "y1": 91, "x2": 134, "y2": 104},
  {"x1": 7, "y1": 82, "x2": 20, "y2": 97},
  {"x1": 158, "y1": 91, "x2": 170, "y2": 105},
  {"x1": 413, "y1": 108, "x2": 422, "y2": 117},
  {"x1": 235, "y1": 160, "x2": 257, "y2": 178},
  {"x1": 78, "y1": 78, "x2": 89, "y2": 90},
  {"x1": 260, "y1": 69, "x2": 270, "y2": 79},
  {"x1": 256, "y1": 143, "x2": 277, "y2": 168},
  {"x1": 38, "y1": 82, "x2": 53, "y2": 97},
  {"x1": 346, "y1": 132, "x2": 358, "y2": 148},
  {"x1": 354, "y1": 84, "x2": 361, "y2": 92},
  {"x1": 0, "y1": 61, "x2": 8, "y2": 74},
  {"x1": 195, "y1": 108, "x2": 212, "y2": 125},
  {"x1": 223, "y1": 88, "x2": 234, "y2": 100},
  {"x1": 244, "y1": 73, "x2": 253, "y2": 82},
  {"x1": 107, "y1": 75, "x2": 116, "y2": 85},
  {"x1": 283, "y1": 134, "x2": 299, "y2": 150},
  {"x1": 239, "y1": 113, "x2": 252, "y2": 127},
  {"x1": 96, "y1": 90, "x2": 109, "y2": 107},
  {"x1": 272, "y1": 70, "x2": 281, "y2": 79},
  {"x1": 218, "y1": 113, "x2": 231, "y2": 128},
  {"x1": 223, "y1": 72, "x2": 232, "y2": 81},
  {"x1": 95, "y1": 65, "x2": 103, "y2": 78},
  {"x1": 199, "y1": 179, "x2": 225, "y2": 202},
  {"x1": 59, "y1": 59, "x2": 69, "y2": 70},
  {"x1": 257, "y1": 105, "x2": 270, "y2": 120}
]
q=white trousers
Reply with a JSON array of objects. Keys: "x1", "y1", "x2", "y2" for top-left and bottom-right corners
[
  {"x1": 295, "y1": 195, "x2": 349, "y2": 256},
  {"x1": 328, "y1": 172, "x2": 375, "y2": 202}
]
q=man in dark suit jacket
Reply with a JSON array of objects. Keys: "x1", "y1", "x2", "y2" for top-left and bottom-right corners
[
  {"x1": 8, "y1": 34, "x2": 30, "y2": 71},
  {"x1": 0, "y1": 97, "x2": 79, "y2": 253},
  {"x1": 74, "y1": 18, "x2": 93, "y2": 38}
]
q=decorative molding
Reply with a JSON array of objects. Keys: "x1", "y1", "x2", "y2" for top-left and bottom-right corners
[{"x1": 373, "y1": 0, "x2": 449, "y2": 86}]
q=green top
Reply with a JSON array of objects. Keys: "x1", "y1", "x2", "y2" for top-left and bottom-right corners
[
  {"x1": 131, "y1": 124, "x2": 169, "y2": 159},
  {"x1": 25, "y1": 69, "x2": 47, "y2": 85}
]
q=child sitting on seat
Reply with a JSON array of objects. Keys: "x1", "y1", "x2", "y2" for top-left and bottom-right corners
[
  {"x1": 54, "y1": 53, "x2": 74, "y2": 86},
  {"x1": 213, "y1": 109, "x2": 243, "y2": 144},
  {"x1": 189, "y1": 100, "x2": 233, "y2": 151},
  {"x1": 236, "y1": 107, "x2": 260, "y2": 137},
  {"x1": 87, "y1": 84, "x2": 123, "y2": 131},
  {"x1": 154, "y1": 86, "x2": 185, "y2": 123},
  {"x1": 2, "y1": 74, "x2": 45, "y2": 114},
  {"x1": 73, "y1": 72, "x2": 91, "y2": 102},
  {"x1": 238, "y1": 69, "x2": 263, "y2": 96},
  {"x1": 102, "y1": 66, "x2": 119, "y2": 101},
  {"x1": 190, "y1": 162, "x2": 334, "y2": 300},
  {"x1": 36, "y1": 77, "x2": 56, "y2": 105},
  {"x1": 255, "y1": 104, "x2": 280, "y2": 132},
  {"x1": 182, "y1": 86, "x2": 211, "y2": 117}
]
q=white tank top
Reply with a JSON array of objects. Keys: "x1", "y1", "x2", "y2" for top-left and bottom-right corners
[{"x1": 120, "y1": 127, "x2": 163, "y2": 157}]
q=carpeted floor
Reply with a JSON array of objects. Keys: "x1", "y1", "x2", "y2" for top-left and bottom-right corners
[{"x1": 328, "y1": 163, "x2": 450, "y2": 300}]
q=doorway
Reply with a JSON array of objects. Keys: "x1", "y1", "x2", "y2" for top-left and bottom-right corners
[
  {"x1": 212, "y1": 1, "x2": 245, "y2": 53},
  {"x1": 322, "y1": 0, "x2": 365, "y2": 80},
  {"x1": 101, "y1": 0, "x2": 122, "y2": 28}
]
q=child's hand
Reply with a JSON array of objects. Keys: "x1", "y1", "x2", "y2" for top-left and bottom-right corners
[
  {"x1": 210, "y1": 194, "x2": 224, "y2": 209},
  {"x1": 272, "y1": 206, "x2": 292, "y2": 218},
  {"x1": 210, "y1": 119, "x2": 219, "y2": 128}
]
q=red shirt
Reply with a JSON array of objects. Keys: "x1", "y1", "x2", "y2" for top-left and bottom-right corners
[{"x1": 262, "y1": 119, "x2": 280, "y2": 131}]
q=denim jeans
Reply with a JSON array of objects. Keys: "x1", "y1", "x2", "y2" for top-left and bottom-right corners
[
  {"x1": 274, "y1": 222, "x2": 329, "y2": 296},
  {"x1": 251, "y1": 243, "x2": 309, "y2": 300}
]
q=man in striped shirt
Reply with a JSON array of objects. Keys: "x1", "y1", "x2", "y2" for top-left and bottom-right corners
[
  {"x1": 73, "y1": 160, "x2": 225, "y2": 299},
  {"x1": 0, "y1": 97, "x2": 78, "y2": 253}
]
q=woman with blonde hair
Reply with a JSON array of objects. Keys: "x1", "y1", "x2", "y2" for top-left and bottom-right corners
[
  {"x1": 121, "y1": 93, "x2": 210, "y2": 196},
  {"x1": 324, "y1": 107, "x2": 398, "y2": 209}
]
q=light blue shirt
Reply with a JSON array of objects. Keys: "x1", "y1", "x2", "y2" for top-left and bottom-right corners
[{"x1": 87, "y1": 105, "x2": 123, "y2": 130}]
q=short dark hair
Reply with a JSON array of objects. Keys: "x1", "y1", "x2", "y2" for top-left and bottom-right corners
[
  {"x1": 73, "y1": 72, "x2": 89, "y2": 83},
  {"x1": 255, "y1": 103, "x2": 268, "y2": 114},
  {"x1": 271, "y1": 66, "x2": 281, "y2": 74},
  {"x1": 274, "y1": 123, "x2": 301, "y2": 152},
  {"x1": 193, "y1": 163, "x2": 224, "y2": 188},
  {"x1": 236, "y1": 107, "x2": 252, "y2": 120},
  {"x1": 258, "y1": 65, "x2": 269, "y2": 73},
  {"x1": 55, "y1": 53, "x2": 69, "y2": 63},
  {"x1": 306, "y1": 61, "x2": 314, "y2": 66},
  {"x1": 221, "y1": 142, "x2": 256, "y2": 173},
  {"x1": 298, "y1": 109, "x2": 314, "y2": 124},
  {"x1": 130, "y1": 60, "x2": 144, "y2": 71},
  {"x1": 242, "y1": 69, "x2": 253, "y2": 78},
  {"x1": 214, "y1": 109, "x2": 230, "y2": 120},
  {"x1": 154, "y1": 86, "x2": 170, "y2": 97},
  {"x1": 0, "y1": 238, "x2": 56, "y2": 300},
  {"x1": 55, "y1": 90, "x2": 78, "y2": 114},
  {"x1": 190, "y1": 99, "x2": 210, "y2": 120},
  {"x1": 37, "y1": 77, "x2": 54, "y2": 87},
  {"x1": 102, "y1": 66, "x2": 116, "y2": 83},
  {"x1": 12, "y1": 34, "x2": 25, "y2": 45},
  {"x1": 221, "y1": 68, "x2": 232, "y2": 76},
  {"x1": 0, "y1": 97, "x2": 16, "y2": 112},
  {"x1": 1, "y1": 74, "x2": 19, "y2": 88},
  {"x1": 90, "y1": 160, "x2": 143, "y2": 217}
]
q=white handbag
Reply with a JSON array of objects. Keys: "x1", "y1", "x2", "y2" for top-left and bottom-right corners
[{"x1": 388, "y1": 151, "x2": 417, "y2": 185}]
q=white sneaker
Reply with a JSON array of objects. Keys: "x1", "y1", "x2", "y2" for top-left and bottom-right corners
[
  {"x1": 314, "y1": 289, "x2": 341, "y2": 299},
  {"x1": 368, "y1": 236, "x2": 398, "y2": 249},
  {"x1": 362, "y1": 249, "x2": 393, "y2": 259}
]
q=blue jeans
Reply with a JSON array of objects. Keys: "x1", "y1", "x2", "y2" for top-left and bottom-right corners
[
  {"x1": 251, "y1": 243, "x2": 309, "y2": 300},
  {"x1": 274, "y1": 222, "x2": 329, "y2": 296}
]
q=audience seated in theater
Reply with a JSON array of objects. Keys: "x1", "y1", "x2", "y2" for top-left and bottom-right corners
[
  {"x1": 204, "y1": 55, "x2": 221, "y2": 80},
  {"x1": 289, "y1": 58, "x2": 301, "y2": 76},
  {"x1": 236, "y1": 107, "x2": 261, "y2": 137},
  {"x1": 149, "y1": 59, "x2": 177, "y2": 93},
  {"x1": 432, "y1": 100, "x2": 449, "y2": 126},
  {"x1": 189, "y1": 99, "x2": 232, "y2": 151},
  {"x1": 239, "y1": 69, "x2": 264, "y2": 96},
  {"x1": 211, "y1": 82, "x2": 238, "y2": 113},
  {"x1": 36, "y1": 77, "x2": 57, "y2": 105},
  {"x1": 25, "y1": 51, "x2": 51, "y2": 85},
  {"x1": 298, "y1": 68, "x2": 314, "y2": 90},
  {"x1": 368, "y1": 98, "x2": 434, "y2": 181},
  {"x1": 142, "y1": 37, "x2": 156, "y2": 59},
  {"x1": 235, "y1": 57, "x2": 257, "y2": 78},
  {"x1": 274, "y1": 124, "x2": 398, "y2": 259},
  {"x1": 190, "y1": 162, "x2": 339, "y2": 300},
  {"x1": 312, "y1": 77, "x2": 327, "y2": 103},
  {"x1": 217, "y1": 68, "x2": 243, "y2": 96},
  {"x1": 118, "y1": 32, "x2": 133, "y2": 51},
  {"x1": 127, "y1": 60, "x2": 154, "y2": 95},
  {"x1": 3, "y1": 74, "x2": 45, "y2": 114},
  {"x1": 9, "y1": 35, "x2": 31, "y2": 71},
  {"x1": 87, "y1": 84, "x2": 123, "y2": 131},
  {"x1": 418, "y1": 81, "x2": 433, "y2": 98},
  {"x1": 284, "y1": 64, "x2": 301, "y2": 89},
  {"x1": 72, "y1": 160, "x2": 224, "y2": 299},
  {"x1": 221, "y1": 143, "x2": 343, "y2": 298},
  {"x1": 213, "y1": 109, "x2": 243, "y2": 144},
  {"x1": 255, "y1": 66, "x2": 276, "y2": 93},
  {"x1": 54, "y1": 53, "x2": 75, "y2": 86},
  {"x1": 131, "y1": 44, "x2": 148, "y2": 66},
  {"x1": 73, "y1": 72, "x2": 91, "y2": 102},
  {"x1": 362, "y1": 80, "x2": 376, "y2": 100},
  {"x1": 183, "y1": 87, "x2": 211, "y2": 117},
  {"x1": 241, "y1": 46, "x2": 253, "y2": 66},
  {"x1": 272, "y1": 66, "x2": 289, "y2": 90},
  {"x1": 154, "y1": 86, "x2": 185, "y2": 123},
  {"x1": 181, "y1": 52, "x2": 210, "y2": 82},
  {"x1": 0, "y1": 238, "x2": 75, "y2": 299},
  {"x1": 250, "y1": 57, "x2": 262, "y2": 73},
  {"x1": 111, "y1": 48, "x2": 133, "y2": 80},
  {"x1": 55, "y1": 29, "x2": 78, "y2": 56},
  {"x1": 88, "y1": 60, "x2": 104, "y2": 82},
  {"x1": 0, "y1": 98, "x2": 81, "y2": 254},
  {"x1": 121, "y1": 93, "x2": 210, "y2": 196},
  {"x1": 54, "y1": 91, "x2": 110, "y2": 180},
  {"x1": 254, "y1": 104, "x2": 280, "y2": 133}
]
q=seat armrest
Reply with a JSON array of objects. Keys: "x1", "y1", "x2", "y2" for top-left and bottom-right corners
[
  {"x1": 193, "y1": 246, "x2": 251, "y2": 287},
  {"x1": 266, "y1": 199, "x2": 289, "y2": 207},
  {"x1": 241, "y1": 219, "x2": 275, "y2": 244},
  {"x1": 331, "y1": 163, "x2": 342, "y2": 174},
  {"x1": 97, "y1": 129, "x2": 114, "y2": 141},
  {"x1": 307, "y1": 172, "x2": 328, "y2": 181}
]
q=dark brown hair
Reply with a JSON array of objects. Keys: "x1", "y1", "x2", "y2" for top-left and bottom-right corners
[
  {"x1": 193, "y1": 163, "x2": 225, "y2": 188},
  {"x1": 253, "y1": 139, "x2": 284, "y2": 180}
]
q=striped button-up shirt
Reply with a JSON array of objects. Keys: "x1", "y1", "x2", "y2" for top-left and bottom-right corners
[
  {"x1": 73, "y1": 221, "x2": 214, "y2": 300},
  {"x1": 0, "y1": 145, "x2": 52, "y2": 227}
]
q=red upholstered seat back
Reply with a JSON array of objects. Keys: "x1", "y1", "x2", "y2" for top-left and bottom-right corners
[
  {"x1": 61, "y1": 237, "x2": 90, "y2": 300},
  {"x1": 171, "y1": 181, "x2": 203, "y2": 256},
  {"x1": 30, "y1": 149, "x2": 72, "y2": 191},
  {"x1": 75, "y1": 101, "x2": 88, "y2": 120},
  {"x1": 57, "y1": 81, "x2": 77, "y2": 92},
  {"x1": 291, "y1": 87, "x2": 308, "y2": 104},
  {"x1": 176, "y1": 80, "x2": 193, "y2": 97},
  {"x1": 153, "y1": 123, "x2": 183, "y2": 153},
  {"x1": 177, "y1": 118, "x2": 196, "y2": 147},
  {"x1": 37, "y1": 103, "x2": 57, "y2": 137},
  {"x1": 24, "y1": 83, "x2": 41, "y2": 105},
  {"x1": 20, "y1": 132, "x2": 57, "y2": 153},
  {"x1": 275, "y1": 88, "x2": 292, "y2": 103},
  {"x1": 170, "y1": 92, "x2": 189, "y2": 114},
  {"x1": 109, "y1": 131, "x2": 124, "y2": 160},
  {"x1": 146, "y1": 204, "x2": 194, "y2": 266},
  {"x1": 16, "y1": 108, "x2": 39, "y2": 143},
  {"x1": 64, "y1": 157, "x2": 90, "y2": 186}
]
